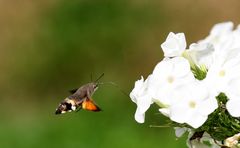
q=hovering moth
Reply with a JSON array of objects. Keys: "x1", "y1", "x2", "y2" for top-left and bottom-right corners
[{"x1": 55, "y1": 74, "x2": 104, "y2": 114}]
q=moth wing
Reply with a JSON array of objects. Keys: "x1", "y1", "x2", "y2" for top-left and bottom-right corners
[
  {"x1": 82, "y1": 98, "x2": 101, "y2": 112},
  {"x1": 69, "y1": 88, "x2": 78, "y2": 94}
]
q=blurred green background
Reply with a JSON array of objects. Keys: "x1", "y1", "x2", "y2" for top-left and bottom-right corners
[{"x1": 1, "y1": 0, "x2": 240, "y2": 147}]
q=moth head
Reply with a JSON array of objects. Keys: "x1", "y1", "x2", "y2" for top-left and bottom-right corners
[
  {"x1": 93, "y1": 83, "x2": 98, "y2": 91},
  {"x1": 85, "y1": 83, "x2": 98, "y2": 96}
]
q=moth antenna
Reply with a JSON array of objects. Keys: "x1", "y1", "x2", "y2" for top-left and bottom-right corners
[
  {"x1": 94, "y1": 73, "x2": 105, "y2": 83},
  {"x1": 98, "y1": 81, "x2": 129, "y2": 97}
]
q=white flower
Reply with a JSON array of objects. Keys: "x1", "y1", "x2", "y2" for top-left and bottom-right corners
[
  {"x1": 204, "y1": 48, "x2": 240, "y2": 96},
  {"x1": 187, "y1": 132, "x2": 221, "y2": 148},
  {"x1": 205, "y1": 53, "x2": 240, "y2": 117},
  {"x1": 148, "y1": 57, "x2": 195, "y2": 109},
  {"x1": 130, "y1": 75, "x2": 153, "y2": 123},
  {"x1": 199, "y1": 22, "x2": 234, "y2": 52},
  {"x1": 168, "y1": 82, "x2": 218, "y2": 128},
  {"x1": 130, "y1": 21, "x2": 240, "y2": 148},
  {"x1": 210, "y1": 21, "x2": 233, "y2": 36},
  {"x1": 161, "y1": 32, "x2": 186, "y2": 57},
  {"x1": 186, "y1": 43, "x2": 214, "y2": 68},
  {"x1": 224, "y1": 133, "x2": 240, "y2": 147},
  {"x1": 174, "y1": 127, "x2": 190, "y2": 138}
]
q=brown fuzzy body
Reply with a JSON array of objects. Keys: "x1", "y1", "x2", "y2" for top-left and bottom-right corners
[{"x1": 55, "y1": 82, "x2": 101, "y2": 114}]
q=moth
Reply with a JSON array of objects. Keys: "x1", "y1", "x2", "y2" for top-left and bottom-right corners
[{"x1": 55, "y1": 74, "x2": 104, "y2": 114}]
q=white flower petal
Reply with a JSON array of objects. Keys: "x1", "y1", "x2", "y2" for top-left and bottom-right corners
[
  {"x1": 186, "y1": 114, "x2": 208, "y2": 128},
  {"x1": 136, "y1": 96, "x2": 152, "y2": 114},
  {"x1": 174, "y1": 127, "x2": 187, "y2": 138},
  {"x1": 172, "y1": 57, "x2": 192, "y2": 77},
  {"x1": 226, "y1": 78, "x2": 240, "y2": 98},
  {"x1": 169, "y1": 103, "x2": 191, "y2": 124},
  {"x1": 161, "y1": 32, "x2": 186, "y2": 57},
  {"x1": 188, "y1": 43, "x2": 215, "y2": 67},
  {"x1": 199, "y1": 22, "x2": 235, "y2": 52},
  {"x1": 134, "y1": 108, "x2": 145, "y2": 123},
  {"x1": 159, "y1": 108, "x2": 170, "y2": 117},
  {"x1": 130, "y1": 76, "x2": 144, "y2": 103},
  {"x1": 226, "y1": 98, "x2": 240, "y2": 117},
  {"x1": 151, "y1": 60, "x2": 173, "y2": 78},
  {"x1": 210, "y1": 22, "x2": 234, "y2": 35},
  {"x1": 130, "y1": 75, "x2": 153, "y2": 123},
  {"x1": 200, "y1": 96, "x2": 218, "y2": 116}
]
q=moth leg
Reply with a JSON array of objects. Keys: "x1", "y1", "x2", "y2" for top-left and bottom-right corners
[{"x1": 75, "y1": 106, "x2": 82, "y2": 112}]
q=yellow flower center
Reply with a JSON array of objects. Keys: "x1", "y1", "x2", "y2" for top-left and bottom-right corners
[
  {"x1": 189, "y1": 101, "x2": 196, "y2": 109},
  {"x1": 219, "y1": 70, "x2": 226, "y2": 77},
  {"x1": 167, "y1": 76, "x2": 174, "y2": 84}
]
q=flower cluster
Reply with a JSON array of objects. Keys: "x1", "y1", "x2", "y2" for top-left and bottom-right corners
[{"x1": 130, "y1": 22, "x2": 240, "y2": 147}]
